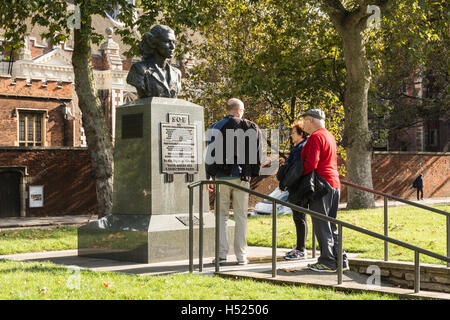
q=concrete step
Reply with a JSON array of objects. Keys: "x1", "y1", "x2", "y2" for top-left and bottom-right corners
[{"x1": 216, "y1": 264, "x2": 450, "y2": 300}]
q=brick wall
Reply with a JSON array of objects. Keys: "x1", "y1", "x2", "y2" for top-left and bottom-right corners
[
  {"x1": 249, "y1": 152, "x2": 449, "y2": 207},
  {"x1": 0, "y1": 76, "x2": 80, "y2": 147},
  {"x1": 0, "y1": 147, "x2": 97, "y2": 217},
  {"x1": 0, "y1": 76, "x2": 72, "y2": 98},
  {"x1": 340, "y1": 152, "x2": 450, "y2": 202},
  {"x1": 29, "y1": 39, "x2": 53, "y2": 59},
  {"x1": 1, "y1": 149, "x2": 446, "y2": 216}
]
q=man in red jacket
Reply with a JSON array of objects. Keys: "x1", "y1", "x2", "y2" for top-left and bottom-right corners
[{"x1": 300, "y1": 109, "x2": 348, "y2": 272}]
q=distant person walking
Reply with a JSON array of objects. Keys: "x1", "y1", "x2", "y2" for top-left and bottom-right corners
[{"x1": 413, "y1": 174, "x2": 424, "y2": 200}]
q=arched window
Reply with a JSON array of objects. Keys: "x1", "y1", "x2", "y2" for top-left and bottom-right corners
[{"x1": 123, "y1": 91, "x2": 137, "y2": 103}]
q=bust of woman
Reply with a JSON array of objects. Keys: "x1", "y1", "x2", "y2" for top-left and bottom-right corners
[{"x1": 126, "y1": 25, "x2": 182, "y2": 98}]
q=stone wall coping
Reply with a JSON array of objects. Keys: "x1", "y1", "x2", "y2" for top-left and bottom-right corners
[
  {"x1": 349, "y1": 258, "x2": 450, "y2": 275},
  {"x1": 0, "y1": 146, "x2": 88, "y2": 151},
  {"x1": 373, "y1": 151, "x2": 450, "y2": 156}
]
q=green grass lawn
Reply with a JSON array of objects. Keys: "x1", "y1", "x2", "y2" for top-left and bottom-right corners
[
  {"x1": 247, "y1": 204, "x2": 449, "y2": 265},
  {"x1": 2, "y1": 207, "x2": 442, "y2": 300},
  {"x1": 0, "y1": 260, "x2": 399, "y2": 300},
  {"x1": 0, "y1": 227, "x2": 77, "y2": 255},
  {"x1": 0, "y1": 205, "x2": 448, "y2": 266}
]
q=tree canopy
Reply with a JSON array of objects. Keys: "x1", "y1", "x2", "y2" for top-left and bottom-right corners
[{"x1": 1, "y1": 0, "x2": 446, "y2": 210}]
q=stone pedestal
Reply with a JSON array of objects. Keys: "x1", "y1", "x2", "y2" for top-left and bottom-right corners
[{"x1": 78, "y1": 97, "x2": 234, "y2": 263}]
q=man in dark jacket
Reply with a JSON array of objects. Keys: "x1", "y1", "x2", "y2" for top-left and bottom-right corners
[{"x1": 205, "y1": 98, "x2": 261, "y2": 265}]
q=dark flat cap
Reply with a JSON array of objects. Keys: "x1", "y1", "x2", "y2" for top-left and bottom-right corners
[{"x1": 301, "y1": 109, "x2": 325, "y2": 120}]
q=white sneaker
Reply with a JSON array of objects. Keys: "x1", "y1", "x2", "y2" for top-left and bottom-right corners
[{"x1": 237, "y1": 259, "x2": 248, "y2": 265}]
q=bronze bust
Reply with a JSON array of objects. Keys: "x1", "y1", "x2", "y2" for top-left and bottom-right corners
[{"x1": 126, "y1": 25, "x2": 182, "y2": 98}]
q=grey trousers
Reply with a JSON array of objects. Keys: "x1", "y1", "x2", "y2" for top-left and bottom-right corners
[
  {"x1": 309, "y1": 187, "x2": 340, "y2": 269},
  {"x1": 216, "y1": 177, "x2": 250, "y2": 262}
]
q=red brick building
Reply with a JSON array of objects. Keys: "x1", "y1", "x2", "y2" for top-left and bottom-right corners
[
  {"x1": 372, "y1": 73, "x2": 449, "y2": 152},
  {"x1": 0, "y1": 15, "x2": 137, "y2": 217}
]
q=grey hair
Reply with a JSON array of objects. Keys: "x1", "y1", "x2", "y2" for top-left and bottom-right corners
[
  {"x1": 139, "y1": 25, "x2": 174, "y2": 59},
  {"x1": 310, "y1": 117, "x2": 326, "y2": 128}
]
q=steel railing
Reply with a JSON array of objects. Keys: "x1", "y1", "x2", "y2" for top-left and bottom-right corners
[
  {"x1": 188, "y1": 180, "x2": 450, "y2": 294},
  {"x1": 341, "y1": 181, "x2": 450, "y2": 268}
]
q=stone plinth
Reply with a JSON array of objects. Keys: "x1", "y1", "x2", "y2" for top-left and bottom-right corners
[{"x1": 78, "y1": 97, "x2": 234, "y2": 263}]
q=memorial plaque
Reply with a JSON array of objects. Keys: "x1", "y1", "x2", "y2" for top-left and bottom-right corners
[{"x1": 161, "y1": 113, "x2": 198, "y2": 174}]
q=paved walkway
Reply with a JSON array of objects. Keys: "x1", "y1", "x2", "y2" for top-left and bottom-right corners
[
  {"x1": 1, "y1": 247, "x2": 449, "y2": 300},
  {"x1": 0, "y1": 215, "x2": 97, "y2": 229}
]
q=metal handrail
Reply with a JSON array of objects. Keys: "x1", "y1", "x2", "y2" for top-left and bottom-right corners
[
  {"x1": 341, "y1": 181, "x2": 449, "y2": 216},
  {"x1": 341, "y1": 180, "x2": 450, "y2": 267},
  {"x1": 188, "y1": 180, "x2": 450, "y2": 294}
]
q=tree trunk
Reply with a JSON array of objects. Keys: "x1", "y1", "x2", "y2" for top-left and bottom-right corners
[
  {"x1": 324, "y1": 6, "x2": 376, "y2": 209},
  {"x1": 72, "y1": 1, "x2": 114, "y2": 217},
  {"x1": 341, "y1": 29, "x2": 375, "y2": 209}
]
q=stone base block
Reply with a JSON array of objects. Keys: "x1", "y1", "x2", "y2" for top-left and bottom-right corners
[{"x1": 78, "y1": 213, "x2": 234, "y2": 263}]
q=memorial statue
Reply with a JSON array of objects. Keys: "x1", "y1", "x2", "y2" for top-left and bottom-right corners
[{"x1": 126, "y1": 25, "x2": 182, "y2": 98}]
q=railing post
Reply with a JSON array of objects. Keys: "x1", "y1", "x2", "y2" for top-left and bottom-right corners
[
  {"x1": 447, "y1": 215, "x2": 449, "y2": 268},
  {"x1": 189, "y1": 187, "x2": 194, "y2": 273},
  {"x1": 337, "y1": 224, "x2": 343, "y2": 285},
  {"x1": 414, "y1": 251, "x2": 420, "y2": 293},
  {"x1": 199, "y1": 184, "x2": 204, "y2": 272},
  {"x1": 312, "y1": 230, "x2": 316, "y2": 259},
  {"x1": 272, "y1": 202, "x2": 277, "y2": 278},
  {"x1": 384, "y1": 196, "x2": 388, "y2": 261},
  {"x1": 215, "y1": 184, "x2": 220, "y2": 273}
]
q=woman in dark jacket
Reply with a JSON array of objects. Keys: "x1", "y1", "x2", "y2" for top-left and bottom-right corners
[{"x1": 284, "y1": 120, "x2": 308, "y2": 260}]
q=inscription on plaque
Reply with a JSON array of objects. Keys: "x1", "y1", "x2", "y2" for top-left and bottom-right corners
[
  {"x1": 169, "y1": 113, "x2": 189, "y2": 125},
  {"x1": 122, "y1": 113, "x2": 143, "y2": 139},
  {"x1": 161, "y1": 113, "x2": 198, "y2": 174}
]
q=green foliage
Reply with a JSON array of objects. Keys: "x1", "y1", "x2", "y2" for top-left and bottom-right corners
[
  {"x1": 0, "y1": 0, "x2": 137, "y2": 53},
  {"x1": 367, "y1": 0, "x2": 449, "y2": 142},
  {"x1": 179, "y1": 0, "x2": 348, "y2": 168},
  {"x1": 183, "y1": 0, "x2": 346, "y2": 137}
]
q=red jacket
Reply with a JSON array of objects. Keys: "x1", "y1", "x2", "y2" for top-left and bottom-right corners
[{"x1": 301, "y1": 127, "x2": 340, "y2": 189}]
